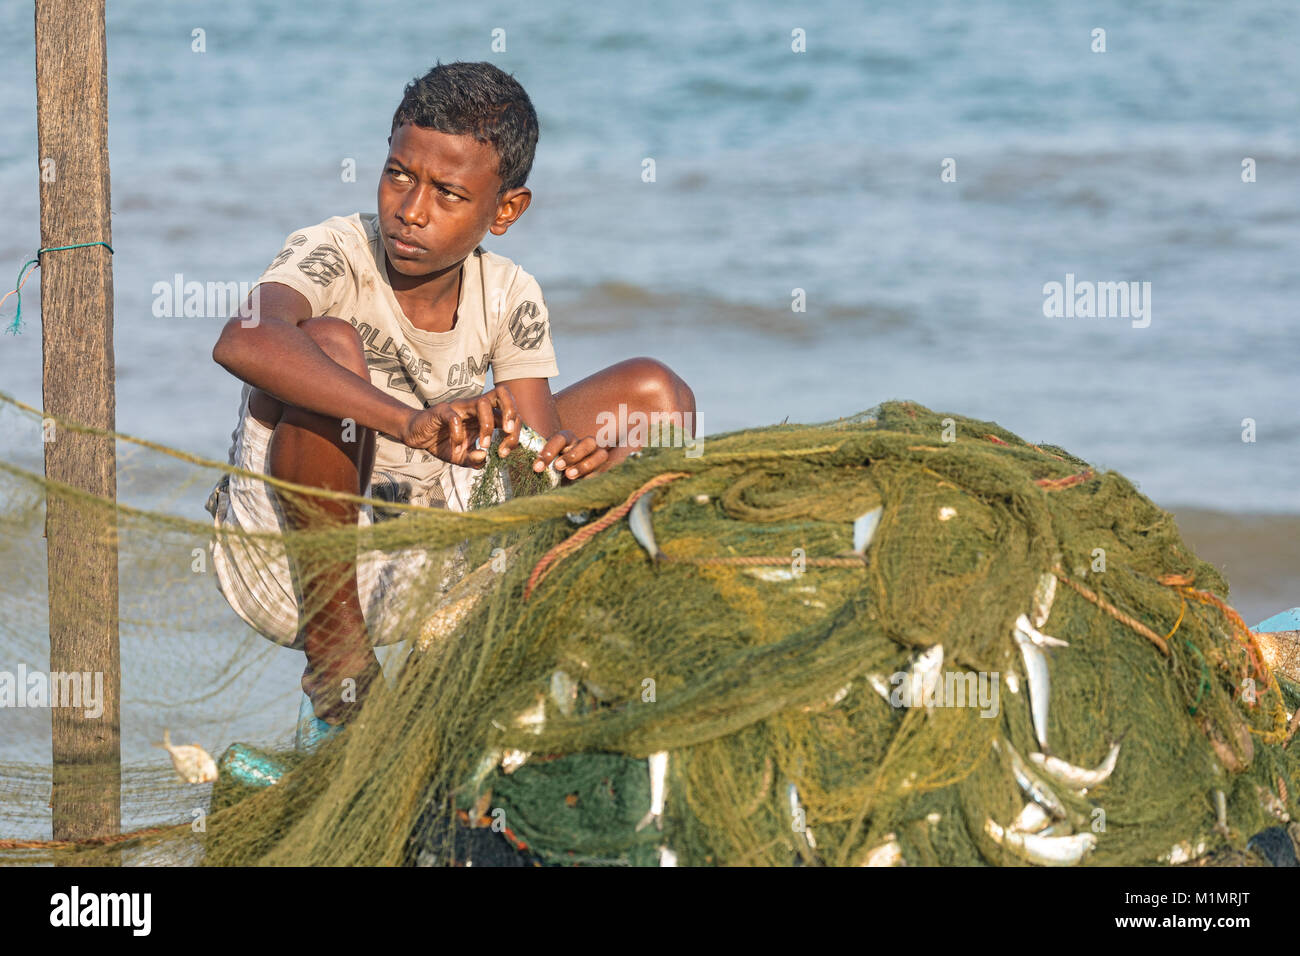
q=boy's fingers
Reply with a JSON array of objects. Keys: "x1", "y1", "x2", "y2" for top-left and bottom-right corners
[
  {"x1": 441, "y1": 408, "x2": 467, "y2": 463},
  {"x1": 474, "y1": 395, "x2": 497, "y2": 452},
  {"x1": 497, "y1": 392, "x2": 521, "y2": 456},
  {"x1": 491, "y1": 384, "x2": 518, "y2": 426},
  {"x1": 563, "y1": 446, "x2": 608, "y2": 480},
  {"x1": 554, "y1": 435, "x2": 598, "y2": 472},
  {"x1": 533, "y1": 431, "x2": 575, "y2": 472},
  {"x1": 499, "y1": 421, "x2": 520, "y2": 456}
]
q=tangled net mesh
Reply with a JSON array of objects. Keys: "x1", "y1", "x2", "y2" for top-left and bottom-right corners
[{"x1": 0, "y1": 392, "x2": 1296, "y2": 867}]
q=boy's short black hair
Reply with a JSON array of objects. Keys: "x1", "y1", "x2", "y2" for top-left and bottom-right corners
[{"x1": 390, "y1": 61, "x2": 539, "y2": 194}]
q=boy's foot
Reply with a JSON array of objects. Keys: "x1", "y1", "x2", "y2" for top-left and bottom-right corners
[{"x1": 295, "y1": 693, "x2": 347, "y2": 754}]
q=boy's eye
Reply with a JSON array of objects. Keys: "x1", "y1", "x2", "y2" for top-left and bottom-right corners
[
  {"x1": 438, "y1": 186, "x2": 462, "y2": 200},
  {"x1": 387, "y1": 167, "x2": 410, "y2": 182}
]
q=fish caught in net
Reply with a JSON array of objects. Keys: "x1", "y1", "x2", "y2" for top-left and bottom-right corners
[{"x1": 1, "y1": 395, "x2": 1297, "y2": 866}]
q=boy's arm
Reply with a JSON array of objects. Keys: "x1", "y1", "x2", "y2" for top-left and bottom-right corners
[
  {"x1": 497, "y1": 375, "x2": 563, "y2": 438},
  {"x1": 212, "y1": 282, "x2": 416, "y2": 441},
  {"x1": 215, "y1": 283, "x2": 518, "y2": 469}
]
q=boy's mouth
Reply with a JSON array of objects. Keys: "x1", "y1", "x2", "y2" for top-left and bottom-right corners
[{"x1": 388, "y1": 233, "x2": 428, "y2": 257}]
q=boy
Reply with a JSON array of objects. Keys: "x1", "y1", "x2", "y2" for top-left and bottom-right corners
[{"x1": 206, "y1": 62, "x2": 696, "y2": 730}]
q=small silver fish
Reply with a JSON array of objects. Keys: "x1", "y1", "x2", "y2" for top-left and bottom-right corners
[
  {"x1": 853, "y1": 506, "x2": 884, "y2": 555},
  {"x1": 1161, "y1": 840, "x2": 1208, "y2": 864},
  {"x1": 745, "y1": 567, "x2": 798, "y2": 582},
  {"x1": 1214, "y1": 789, "x2": 1228, "y2": 836},
  {"x1": 1010, "y1": 801, "x2": 1052, "y2": 835},
  {"x1": 994, "y1": 738, "x2": 1069, "y2": 820},
  {"x1": 785, "y1": 782, "x2": 818, "y2": 850},
  {"x1": 867, "y1": 673, "x2": 893, "y2": 702},
  {"x1": 518, "y1": 424, "x2": 561, "y2": 488},
  {"x1": 802, "y1": 681, "x2": 854, "y2": 714},
  {"x1": 498, "y1": 695, "x2": 548, "y2": 775},
  {"x1": 468, "y1": 749, "x2": 503, "y2": 791},
  {"x1": 628, "y1": 493, "x2": 663, "y2": 561},
  {"x1": 516, "y1": 424, "x2": 548, "y2": 456},
  {"x1": 985, "y1": 818, "x2": 1096, "y2": 866},
  {"x1": 862, "y1": 835, "x2": 904, "y2": 866},
  {"x1": 550, "y1": 670, "x2": 578, "y2": 718},
  {"x1": 905, "y1": 645, "x2": 944, "y2": 710},
  {"x1": 636, "y1": 751, "x2": 669, "y2": 832},
  {"x1": 500, "y1": 750, "x2": 529, "y2": 774},
  {"x1": 1030, "y1": 742, "x2": 1121, "y2": 791},
  {"x1": 156, "y1": 729, "x2": 218, "y2": 785},
  {"x1": 1032, "y1": 573, "x2": 1058, "y2": 629},
  {"x1": 1015, "y1": 613, "x2": 1069, "y2": 649},
  {"x1": 516, "y1": 695, "x2": 546, "y2": 732},
  {"x1": 1012, "y1": 622, "x2": 1056, "y2": 751}
]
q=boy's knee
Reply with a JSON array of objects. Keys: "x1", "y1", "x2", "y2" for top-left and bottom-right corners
[
  {"x1": 301, "y1": 316, "x2": 368, "y2": 378},
  {"x1": 624, "y1": 356, "x2": 696, "y2": 417}
]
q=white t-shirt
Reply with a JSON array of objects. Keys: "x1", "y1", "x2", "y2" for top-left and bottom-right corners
[{"x1": 239, "y1": 212, "x2": 559, "y2": 509}]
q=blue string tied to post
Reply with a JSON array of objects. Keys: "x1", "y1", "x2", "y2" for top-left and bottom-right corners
[{"x1": 2, "y1": 241, "x2": 115, "y2": 334}]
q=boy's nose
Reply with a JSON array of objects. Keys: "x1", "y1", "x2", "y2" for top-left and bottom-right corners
[
  {"x1": 397, "y1": 204, "x2": 428, "y2": 228},
  {"x1": 397, "y1": 190, "x2": 430, "y2": 227}
]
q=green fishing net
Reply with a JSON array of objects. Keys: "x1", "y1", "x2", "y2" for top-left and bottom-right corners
[{"x1": 1, "y1": 394, "x2": 1296, "y2": 866}]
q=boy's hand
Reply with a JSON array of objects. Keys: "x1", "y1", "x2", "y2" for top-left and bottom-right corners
[
  {"x1": 532, "y1": 430, "x2": 609, "y2": 482},
  {"x1": 400, "y1": 385, "x2": 522, "y2": 468}
]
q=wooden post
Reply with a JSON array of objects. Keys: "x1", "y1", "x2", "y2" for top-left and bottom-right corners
[{"x1": 34, "y1": 0, "x2": 120, "y2": 844}]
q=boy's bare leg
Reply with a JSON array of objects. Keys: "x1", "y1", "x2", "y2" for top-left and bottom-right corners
[
  {"x1": 249, "y1": 316, "x2": 380, "y2": 724},
  {"x1": 552, "y1": 356, "x2": 697, "y2": 473}
]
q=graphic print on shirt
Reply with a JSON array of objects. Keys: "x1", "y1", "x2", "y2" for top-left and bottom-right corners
[
  {"x1": 446, "y1": 353, "x2": 490, "y2": 388},
  {"x1": 298, "y1": 244, "x2": 346, "y2": 286},
  {"x1": 507, "y1": 300, "x2": 547, "y2": 350},
  {"x1": 267, "y1": 232, "x2": 311, "y2": 269},
  {"x1": 346, "y1": 317, "x2": 438, "y2": 393}
]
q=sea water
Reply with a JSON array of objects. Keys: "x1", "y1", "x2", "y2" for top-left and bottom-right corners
[{"x1": 0, "y1": 0, "x2": 1297, "y2": 793}]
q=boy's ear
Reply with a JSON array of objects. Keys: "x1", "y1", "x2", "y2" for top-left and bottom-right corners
[{"x1": 489, "y1": 186, "x2": 532, "y2": 237}]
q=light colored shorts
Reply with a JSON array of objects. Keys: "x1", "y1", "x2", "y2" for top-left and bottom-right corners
[{"x1": 204, "y1": 406, "x2": 499, "y2": 649}]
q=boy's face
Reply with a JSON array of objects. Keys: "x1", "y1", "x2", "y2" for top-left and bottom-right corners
[{"x1": 378, "y1": 122, "x2": 531, "y2": 281}]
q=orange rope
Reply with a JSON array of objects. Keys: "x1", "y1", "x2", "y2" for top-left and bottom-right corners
[
  {"x1": 524, "y1": 472, "x2": 690, "y2": 600},
  {"x1": 524, "y1": 471, "x2": 870, "y2": 600},
  {"x1": 1178, "y1": 586, "x2": 1268, "y2": 681},
  {"x1": 1051, "y1": 566, "x2": 1170, "y2": 655},
  {"x1": 1053, "y1": 566, "x2": 1291, "y2": 743},
  {"x1": 1027, "y1": 442, "x2": 1066, "y2": 462},
  {"x1": 1036, "y1": 469, "x2": 1094, "y2": 491},
  {"x1": 1157, "y1": 574, "x2": 1291, "y2": 745},
  {"x1": 0, "y1": 823, "x2": 185, "y2": 851}
]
